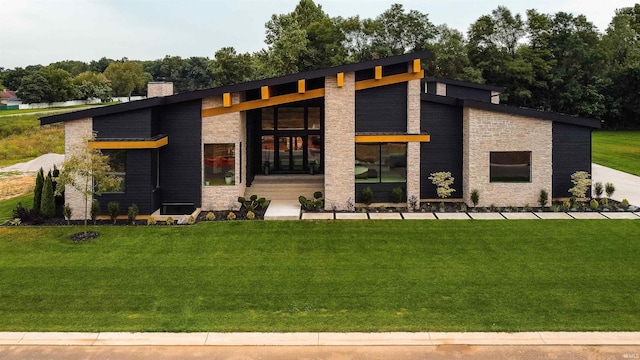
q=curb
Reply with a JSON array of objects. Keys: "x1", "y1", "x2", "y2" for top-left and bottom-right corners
[{"x1": 1, "y1": 332, "x2": 639, "y2": 346}]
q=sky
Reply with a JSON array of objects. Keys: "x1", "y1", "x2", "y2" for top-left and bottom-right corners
[{"x1": 0, "y1": 0, "x2": 633, "y2": 69}]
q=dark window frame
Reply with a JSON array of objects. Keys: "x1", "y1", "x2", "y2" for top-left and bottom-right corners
[{"x1": 489, "y1": 151, "x2": 532, "y2": 183}]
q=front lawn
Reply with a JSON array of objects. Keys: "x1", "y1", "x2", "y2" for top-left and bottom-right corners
[
  {"x1": 593, "y1": 130, "x2": 640, "y2": 176},
  {"x1": 0, "y1": 220, "x2": 639, "y2": 332}
]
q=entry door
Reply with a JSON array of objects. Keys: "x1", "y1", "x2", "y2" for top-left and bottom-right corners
[{"x1": 277, "y1": 136, "x2": 304, "y2": 172}]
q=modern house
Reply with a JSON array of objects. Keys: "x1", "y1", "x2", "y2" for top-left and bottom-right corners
[{"x1": 40, "y1": 51, "x2": 600, "y2": 218}]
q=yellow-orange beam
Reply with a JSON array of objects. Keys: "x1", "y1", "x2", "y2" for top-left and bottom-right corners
[
  {"x1": 89, "y1": 136, "x2": 169, "y2": 149},
  {"x1": 412, "y1": 59, "x2": 421, "y2": 73},
  {"x1": 261, "y1": 86, "x2": 270, "y2": 100},
  {"x1": 355, "y1": 134, "x2": 431, "y2": 143},
  {"x1": 202, "y1": 88, "x2": 325, "y2": 117},
  {"x1": 375, "y1": 66, "x2": 382, "y2": 80},
  {"x1": 298, "y1": 79, "x2": 306, "y2": 94},
  {"x1": 355, "y1": 70, "x2": 424, "y2": 91},
  {"x1": 223, "y1": 93, "x2": 232, "y2": 107},
  {"x1": 337, "y1": 72, "x2": 344, "y2": 87}
]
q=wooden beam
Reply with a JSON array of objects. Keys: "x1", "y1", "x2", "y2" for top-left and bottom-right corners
[
  {"x1": 202, "y1": 88, "x2": 325, "y2": 117},
  {"x1": 223, "y1": 93, "x2": 232, "y2": 107},
  {"x1": 412, "y1": 59, "x2": 421, "y2": 73},
  {"x1": 355, "y1": 134, "x2": 431, "y2": 143},
  {"x1": 355, "y1": 70, "x2": 424, "y2": 91},
  {"x1": 261, "y1": 86, "x2": 270, "y2": 100},
  {"x1": 298, "y1": 79, "x2": 306, "y2": 94},
  {"x1": 336, "y1": 72, "x2": 344, "y2": 87},
  {"x1": 89, "y1": 136, "x2": 169, "y2": 149},
  {"x1": 375, "y1": 66, "x2": 382, "y2": 80}
]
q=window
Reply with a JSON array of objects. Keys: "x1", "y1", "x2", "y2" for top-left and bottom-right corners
[
  {"x1": 277, "y1": 107, "x2": 305, "y2": 130},
  {"x1": 490, "y1": 151, "x2": 531, "y2": 183},
  {"x1": 102, "y1": 149, "x2": 126, "y2": 192},
  {"x1": 355, "y1": 143, "x2": 406, "y2": 183},
  {"x1": 204, "y1": 144, "x2": 235, "y2": 186}
]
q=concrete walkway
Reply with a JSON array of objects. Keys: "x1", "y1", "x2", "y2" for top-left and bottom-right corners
[
  {"x1": 592, "y1": 163, "x2": 640, "y2": 207},
  {"x1": 1, "y1": 332, "x2": 639, "y2": 346}
]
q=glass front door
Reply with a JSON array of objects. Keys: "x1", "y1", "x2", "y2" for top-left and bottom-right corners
[{"x1": 277, "y1": 136, "x2": 304, "y2": 171}]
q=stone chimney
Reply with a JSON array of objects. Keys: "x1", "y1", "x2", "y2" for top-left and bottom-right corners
[{"x1": 147, "y1": 82, "x2": 174, "y2": 98}]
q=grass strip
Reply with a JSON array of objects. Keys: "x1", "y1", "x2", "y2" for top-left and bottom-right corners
[
  {"x1": 592, "y1": 130, "x2": 640, "y2": 176},
  {"x1": 0, "y1": 220, "x2": 638, "y2": 332}
]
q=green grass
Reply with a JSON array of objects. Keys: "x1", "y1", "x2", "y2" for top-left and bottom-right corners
[
  {"x1": 0, "y1": 220, "x2": 639, "y2": 332},
  {"x1": 592, "y1": 131, "x2": 640, "y2": 176},
  {"x1": 0, "y1": 102, "x2": 119, "y2": 116},
  {"x1": 0, "y1": 193, "x2": 32, "y2": 222}
]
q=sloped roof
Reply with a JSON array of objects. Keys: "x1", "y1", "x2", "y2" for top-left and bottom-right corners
[{"x1": 40, "y1": 51, "x2": 431, "y2": 125}]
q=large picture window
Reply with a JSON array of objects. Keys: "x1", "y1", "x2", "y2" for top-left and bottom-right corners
[
  {"x1": 490, "y1": 151, "x2": 531, "y2": 183},
  {"x1": 204, "y1": 144, "x2": 235, "y2": 186},
  {"x1": 355, "y1": 143, "x2": 407, "y2": 183},
  {"x1": 102, "y1": 149, "x2": 126, "y2": 193}
]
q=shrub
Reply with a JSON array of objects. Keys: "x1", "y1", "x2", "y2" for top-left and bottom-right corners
[
  {"x1": 605, "y1": 182, "x2": 615, "y2": 199},
  {"x1": 562, "y1": 200, "x2": 571, "y2": 211},
  {"x1": 63, "y1": 204, "x2": 72, "y2": 225},
  {"x1": 460, "y1": 203, "x2": 468, "y2": 212},
  {"x1": 52, "y1": 164, "x2": 60, "y2": 177},
  {"x1": 429, "y1": 172, "x2": 456, "y2": 199},
  {"x1": 246, "y1": 211, "x2": 255, "y2": 220},
  {"x1": 165, "y1": 216, "x2": 174, "y2": 225},
  {"x1": 621, "y1": 199, "x2": 630, "y2": 209},
  {"x1": 205, "y1": 211, "x2": 216, "y2": 221},
  {"x1": 590, "y1": 199, "x2": 599, "y2": 211},
  {"x1": 90, "y1": 200, "x2": 100, "y2": 225},
  {"x1": 33, "y1": 168, "x2": 44, "y2": 211},
  {"x1": 408, "y1": 195, "x2": 419, "y2": 211},
  {"x1": 227, "y1": 211, "x2": 236, "y2": 220},
  {"x1": 12, "y1": 203, "x2": 43, "y2": 225},
  {"x1": 361, "y1": 187, "x2": 373, "y2": 205},
  {"x1": 299, "y1": 191, "x2": 323, "y2": 211},
  {"x1": 601, "y1": 198, "x2": 609, "y2": 207},
  {"x1": 550, "y1": 204, "x2": 560, "y2": 212},
  {"x1": 108, "y1": 201, "x2": 119, "y2": 224},
  {"x1": 147, "y1": 216, "x2": 157, "y2": 225},
  {"x1": 538, "y1": 189, "x2": 549, "y2": 208},
  {"x1": 594, "y1": 182, "x2": 603, "y2": 199},
  {"x1": 40, "y1": 173, "x2": 56, "y2": 219},
  {"x1": 568, "y1": 171, "x2": 591, "y2": 199},
  {"x1": 127, "y1": 204, "x2": 139, "y2": 224},
  {"x1": 391, "y1": 187, "x2": 403, "y2": 203},
  {"x1": 237, "y1": 195, "x2": 268, "y2": 212},
  {"x1": 470, "y1": 189, "x2": 479, "y2": 207}
]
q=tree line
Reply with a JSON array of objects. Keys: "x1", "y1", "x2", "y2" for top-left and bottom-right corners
[{"x1": 1, "y1": 1, "x2": 638, "y2": 129}]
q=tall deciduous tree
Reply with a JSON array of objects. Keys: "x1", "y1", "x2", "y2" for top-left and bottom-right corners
[
  {"x1": 103, "y1": 61, "x2": 148, "y2": 98},
  {"x1": 211, "y1": 47, "x2": 256, "y2": 86},
  {"x1": 73, "y1": 71, "x2": 112, "y2": 102}
]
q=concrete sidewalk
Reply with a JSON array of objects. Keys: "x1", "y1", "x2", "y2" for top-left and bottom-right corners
[
  {"x1": 592, "y1": 163, "x2": 640, "y2": 207},
  {"x1": 1, "y1": 332, "x2": 639, "y2": 346}
]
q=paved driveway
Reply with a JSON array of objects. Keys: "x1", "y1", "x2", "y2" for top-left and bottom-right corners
[{"x1": 592, "y1": 163, "x2": 640, "y2": 207}]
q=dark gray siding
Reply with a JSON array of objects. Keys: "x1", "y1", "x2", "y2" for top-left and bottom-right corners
[
  {"x1": 552, "y1": 123, "x2": 592, "y2": 198},
  {"x1": 356, "y1": 83, "x2": 407, "y2": 132},
  {"x1": 446, "y1": 84, "x2": 492, "y2": 103},
  {"x1": 159, "y1": 100, "x2": 202, "y2": 207},
  {"x1": 98, "y1": 149, "x2": 154, "y2": 215},
  {"x1": 355, "y1": 183, "x2": 406, "y2": 203},
  {"x1": 420, "y1": 101, "x2": 463, "y2": 198},
  {"x1": 94, "y1": 108, "x2": 154, "y2": 139}
]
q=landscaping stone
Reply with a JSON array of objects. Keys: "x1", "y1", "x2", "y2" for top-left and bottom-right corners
[
  {"x1": 401, "y1": 212, "x2": 437, "y2": 220},
  {"x1": 335, "y1": 213, "x2": 368, "y2": 220},
  {"x1": 501, "y1": 212, "x2": 539, "y2": 220},
  {"x1": 601, "y1": 212, "x2": 640, "y2": 219},
  {"x1": 468, "y1": 212, "x2": 504, "y2": 220},
  {"x1": 301, "y1": 212, "x2": 334, "y2": 220},
  {"x1": 435, "y1": 212, "x2": 470, "y2": 220},
  {"x1": 567, "y1": 212, "x2": 607, "y2": 219},
  {"x1": 535, "y1": 212, "x2": 573, "y2": 220},
  {"x1": 368, "y1": 213, "x2": 402, "y2": 220}
]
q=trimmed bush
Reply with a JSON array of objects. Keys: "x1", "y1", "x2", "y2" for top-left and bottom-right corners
[
  {"x1": 299, "y1": 191, "x2": 323, "y2": 211},
  {"x1": 227, "y1": 212, "x2": 236, "y2": 220},
  {"x1": 246, "y1": 211, "x2": 255, "y2": 220},
  {"x1": 590, "y1": 199, "x2": 599, "y2": 211},
  {"x1": 165, "y1": 216, "x2": 174, "y2": 225},
  {"x1": 147, "y1": 216, "x2": 157, "y2": 225},
  {"x1": 391, "y1": 187, "x2": 403, "y2": 203},
  {"x1": 205, "y1": 211, "x2": 216, "y2": 221},
  {"x1": 63, "y1": 204, "x2": 72, "y2": 225},
  {"x1": 127, "y1": 204, "x2": 139, "y2": 224},
  {"x1": 361, "y1": 187, "x2": 373, "y2": 205},
  {"x1": 108, "y1": 201, "x2": 119, "y2": 224},
  {"x1": 621, "y1": 199, "x2": 630, "y2": 209}
]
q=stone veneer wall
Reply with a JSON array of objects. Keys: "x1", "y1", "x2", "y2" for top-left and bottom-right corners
[
  {"x1": 201, "y1": 93, "x2": 246, "y2": 210},
  {"x1": 436, "y1": 83, "x2": 447, "y2": 96},
  {"x1": 148, "y1": 82, "x2": 174, "y2": 98},
  {"x1": 64, "y1": 118, "x2": 93, "y2": 220},
  {"x1": 324, "y1": 72, "x2": 355, "y2": 210},
  {"x1": 406, "y1": 77, "x2": 421, "y2": 207},
  {"x1": 463, "y1": 108, "x2": 552, "y2": 207}
]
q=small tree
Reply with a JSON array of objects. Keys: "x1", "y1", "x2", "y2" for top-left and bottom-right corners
[
  {"x1": 568, "y1": 171, "x2": 591, "y2": 199},
  {"x1": 40, "y1": 173, "x2": 56, "y2": 219},
  {"x1": 127, "y1": 204, "x2": 139, "y2": 224},
  {"x1": 56, "y1": 136, "x2": 122, "y2": 236},
  {"x1": 108, "y1": 201, "x2": 120, "y2": 225},
  {"x1": 593, "y1": 182, "x2": 603, "y2": 199},
  {"x1": 63, "y1": 204, "x2": 72, "y2": 225},
  {"x1": 33, "y1": 168, "x2": 44, "y2": 211},
  {"x1": 538, "y1": 189, "x2": 549, "y2": 208},
  {"x1": 429, "y1": 171, "x2": 456, "y2": 201},
  {"x1": 605, "y1": 182, "x2": 615, "y2": 199}
]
